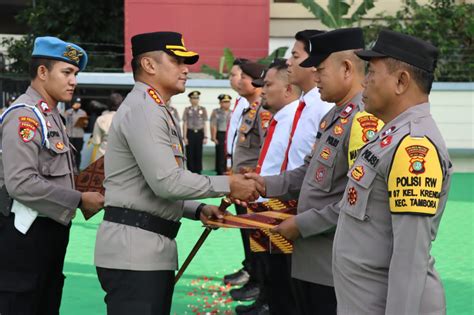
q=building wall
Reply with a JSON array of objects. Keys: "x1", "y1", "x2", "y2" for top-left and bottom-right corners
[{"x1": 124, "y1": 0, "x2": 269, "y2": 72}]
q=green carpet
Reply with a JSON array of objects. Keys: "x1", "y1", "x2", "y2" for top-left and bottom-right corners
[{"x1": 60, "y1": 173, "x2": 474, "y2": 314}]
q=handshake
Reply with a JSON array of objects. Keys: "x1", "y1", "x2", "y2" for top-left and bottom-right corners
[{"x1": 227, "y1": 173, "x2": 266, "y2": 204}]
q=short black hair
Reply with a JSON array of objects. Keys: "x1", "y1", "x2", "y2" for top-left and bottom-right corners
[
  {"x1": 108, "y1": 93, "x2": 123, "y2": 111},
  {"x1": 268, "y1": 58, "x2": 288, "y2": 71},
  {"x1": 384, "y1": 58, "x2": 434, "y2": 94},
  {"x1": 29, "y1": 58, "x2": 57, "y2": 79},
  {"x1": 295, "y1": 30, "x2": 325, "y2": 54},
  {"x1": 233, "y1": 58, "x2": 250, "y2": 66}
]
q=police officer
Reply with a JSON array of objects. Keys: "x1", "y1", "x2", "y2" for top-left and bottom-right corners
[
  {"x1": 292, "y1": 30, "x2": 452, "y2": 315},
  {"x1": 210, "y1": 94, "x2": 232, "y2": 175},
  {"x1": 94, "y1": 31, "x2": 261, "y2": 315},
  {"x1": 230, "y1": 60, "x2": 271, "y2": 303},
  {"x1": 223, "y1": 58, "x2": 252, "y2": 287},
  {"x1": 0, "y1": 36, "x2": 104, "y2": 315},
  {"x1": 183, "y1": 90, "x2": 208, "y2": 174},
  {"x1": 246, "y1": 28, "x2": 384, "y2": 315},
  {"x1": 65, "y1": 97, "x2": 88, "y2": 171}
]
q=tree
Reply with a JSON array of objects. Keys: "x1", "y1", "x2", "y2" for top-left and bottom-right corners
[
  {"x1": 1, "y1": 0, "x2": 124, "y2": 74},
  {"x1": 364, "y1": 0, "x2": 474, "y2": 82},
  {"x1": 297, "y1": 0, "x2": 376, "y2": 28}
]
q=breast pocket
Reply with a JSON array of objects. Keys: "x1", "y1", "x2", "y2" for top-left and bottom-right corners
[
  {"x1": 39, "y1": 143, "x2": 72, "y2": 177},
  {"x1": 312, "y1": 146, "x2": 339, "y2": 192},
  {"x1": 341, "y1": 163, "x2": 377, "y2": 221}
]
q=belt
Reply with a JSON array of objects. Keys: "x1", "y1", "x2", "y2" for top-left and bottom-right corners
[
  {"x1": 104, "y1": 206, "x2": 181, "y2": 239},
  {"x1": 188, "y1": 129, "x2": 203, "y2": 133}
]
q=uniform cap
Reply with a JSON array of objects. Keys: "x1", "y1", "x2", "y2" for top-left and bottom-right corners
[
  {"x1": 218, "y1": 94, "x2": 232, "y2": 101},
  {"x1": 188, "y1": 90, "x2": 201, "y2": 98},
  {"x1": 251, "y1": 58, "x2": 287, "y2": 87},
  {"x1": 355, "y1": 29, "x2": 438, "y2": 73},
  {"x1": 240, "y1": 61, "x2": 267, "y2": 81},
  {"x1": 300, "y1": 27, "x2": 365, "y2": 67},
  {"x1": 131, "y1": 31, "x2": 199, "y2": 65},
  {"x1": 32, "y1": 36, "x2": 88, "y2": 71}
]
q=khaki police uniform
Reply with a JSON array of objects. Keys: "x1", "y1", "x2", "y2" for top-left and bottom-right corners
[
  {"x1": 232, "y1": 101, "x2": 271, "y2": 174},
  {"x1": 335, "y1": 103, "x2": 451, "y2": 315},
  {"x1": 264, "y1": 93, "x2": 383, "y2": 313},
  {"x1": 210, "y1": 107, "x2": 231, "y2": 175},
  {"x1": 94, "y1": 82, "x2": 230, "y2": 313},
  {"x1": 0, "y1": 86, "x2": 81, "y2": 313},
  {"x1": 183, "y1": 105, "x2": 208, "y2": 174},
  {"x1": 65, "y1": 107, "x2": 87, "y2": 169}
]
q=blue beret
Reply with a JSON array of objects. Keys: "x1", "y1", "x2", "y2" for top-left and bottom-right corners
[{"x1": 32, "y1": 36, "x2": 88, "y2": 71}]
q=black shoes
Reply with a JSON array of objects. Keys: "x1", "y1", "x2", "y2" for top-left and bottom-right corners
[
  {"x1": 230, "y1": 281, "x2": 260, "y2": 301},
  {"x1": 223, "y1": 268, "x2": 250, "y2": 286}
]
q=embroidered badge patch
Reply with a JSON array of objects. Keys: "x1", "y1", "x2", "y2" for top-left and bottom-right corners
[
  {"x1": 348, "y1": 187, "x2": 357, "y2": 205},
  {"x1": 320, "y1": 147, "x2": 331, "y2": 160},
  {"x1": 357, "y1": 115, "x2": 380, "y2": 142},
  {"x1": 351, "y1": 165, "x2": 365, "y2": 181},
  {"x1": 382, "y1": 126, "x2": 396, "y2": 138},
  {"x1": 333, "y1": 124, "x2": 344, "y2": 135},
  {"x1": 315, "y1": 166, "x2": 326, "y2": 182},
  {"x1": 18, "y1": 117, "x2": 39, "y2": 143},
  {"x1": 38, "y1": 100, "x2": 50, "y2": 113},
  {"x1": 147, "y1": 88, "x2": 164, "y2": 105},
  {"x1": 63, "y1": 45, "x2": 83, "y2": 64},
  {"x1": 340, "y1": 118, "x2": 349, "y2": 125},
  {"x1": 55, "y1": 142, "x2": 65, "y2": 150},
  {"x1": 260, "y1": 111, "x2": 271, "y2": 130},
  {"x1": 340, "y1": 103, "x2": 355, "y2": 118},
  {"x1": 381, "y1": 135, "x2": 392, "y2": 148},
  {"x1": 405, "y1": 145, "x2": 429, "y2": 174},
  {"x1": 320, "y1": 120, "x2": 327, "y2": 130}
]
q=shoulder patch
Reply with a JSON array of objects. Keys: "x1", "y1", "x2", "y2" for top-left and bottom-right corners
[
  {"x1": 147, "y1": 88, "x2": 164, "y2": 106},
  {"x1": 388, "y1": 136, "x2": 443, "y2": 216},
  {"x1": 18, "y1": 116, "x2": 39, "y2": 143},
  {"x1": 348, "y1": 111, "x2": 384, "y2": 168}
]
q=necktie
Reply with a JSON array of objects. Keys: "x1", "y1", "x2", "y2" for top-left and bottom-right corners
[
  {"x1": 255, "y1": 119, "x2": 278, "y2": 174},
  {"x1": 280, "y1": 100, "x2": 306, "y2": 172}
]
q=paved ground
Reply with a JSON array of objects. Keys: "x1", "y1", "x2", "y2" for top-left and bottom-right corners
[{"x1": 60, "y1": 173, "x2": 474, "y2": 314}]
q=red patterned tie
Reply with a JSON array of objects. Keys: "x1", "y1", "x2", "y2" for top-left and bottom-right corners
[
  {"x1": 255, "y1": 119, "x2": 278, "y2": 174},
  {"x1": 280, "y1": 100, "x2": 306, "y2": 172}
]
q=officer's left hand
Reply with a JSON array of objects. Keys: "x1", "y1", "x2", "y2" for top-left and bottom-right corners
[
  {"x1": 200, "y1": 204, "x2": 228, "y2": 224},
  {"x1": 203, "y1": 138, "x2": 208, "y2": 145},
  {"x1": 271, "y1": 216, "x2": 301, "y2": 241}
]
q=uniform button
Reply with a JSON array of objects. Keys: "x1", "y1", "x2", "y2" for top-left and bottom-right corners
[{"x1": 363, "y1": 215, "x2": 371, "y2": 222}]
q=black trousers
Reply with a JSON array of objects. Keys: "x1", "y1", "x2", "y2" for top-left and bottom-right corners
[
  {"x1": 96, "y1": 267, "x2": 175, "y2": 315},
  {"x1": 215, "y1": 131, "x2": 226, "y2": 175},
  {"x1": 186, "y1": 129, "x2": 204, "y2": 174},
  {"x1": 292, "y1": 278, "x2": 337, "y2": 315},
  {"x1": 70, "y1": 137, "x2": 84, "y2": 170},
  {"x1": 266, "y1": 254, "x2": 297, "y2": 315},
  {"x1": 0, "y1": 214, "x2": 70, "y2": 315}
]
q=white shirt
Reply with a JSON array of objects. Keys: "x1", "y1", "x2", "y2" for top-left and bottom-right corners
[
  {"x1": 257, "y1": 99, "x2": 299, "y2": 202},
  {"x1": 287, "y1": 87, "x2": 333, "y2": 170},
  {"x1": 226, "y1": 96, "x2": 249, "y2": 156},
  {"x1": 260, "y1": 99, "x2": 299, "y2": 176}
]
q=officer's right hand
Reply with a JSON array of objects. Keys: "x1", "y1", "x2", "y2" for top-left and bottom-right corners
[
  {"x1": 80, "y1": 192, "x2": 104, "y2": 213},
  {"x1": 229, "y1": 174, "x2": 261, "y2": 202},
  {"x1": 244, "y1": 172, "x2": 266, "y2": 196}
]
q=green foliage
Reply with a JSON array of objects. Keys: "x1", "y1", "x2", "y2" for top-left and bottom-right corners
[
  {"x1": 2, "y1": 0, "x2": 124, "y2": 74},
  {"x1": 363, "y1": 0, "x2": 474, "y2": 82},
  {"x1": 201, "y1": 47, "x2": 289, "y2": 79},
  {"x1": 297, "y1": 0, "x2": 376, "y2": 28}
]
